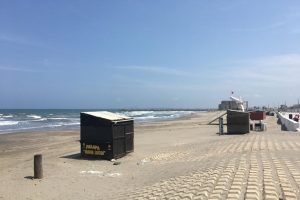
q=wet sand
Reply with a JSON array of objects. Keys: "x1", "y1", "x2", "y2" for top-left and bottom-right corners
[{"x1": 1, "y1": 111, "x2": 300, "y2": 199}]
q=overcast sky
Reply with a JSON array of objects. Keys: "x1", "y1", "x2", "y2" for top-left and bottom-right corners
[{"x1": 1, "y1": 1, "x2": 300, "y2": 109}]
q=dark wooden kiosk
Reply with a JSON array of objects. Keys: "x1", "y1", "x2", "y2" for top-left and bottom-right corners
[
  {"x1": 80, "y1": 111, "x2": 134, "y2": 160},
  {"x1": 227, "y1": 110, "x2": 250, "y2": 134}
]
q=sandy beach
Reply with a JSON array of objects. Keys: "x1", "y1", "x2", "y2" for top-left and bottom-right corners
[{"x1": 1, "y1": 111, "x2": 300, "y2": 199}]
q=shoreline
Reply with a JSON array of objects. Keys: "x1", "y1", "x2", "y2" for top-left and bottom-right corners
[
  {"x1": 5, "y1": 111, "x2": 298, "y2": 199},
  {"x1": 0, "y1": 111, "x2": 225, "y2": 199},
  {"x1": 0, "y1": 111, "x2": 202, "y2": 136}
]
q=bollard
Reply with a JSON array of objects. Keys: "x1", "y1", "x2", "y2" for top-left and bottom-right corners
[
  {"x1": 219, "y1": 117, "x2": 224, "y2": 135},
  {"x1": 34, "y1": 154, "x2": 43, "y2": 179}
]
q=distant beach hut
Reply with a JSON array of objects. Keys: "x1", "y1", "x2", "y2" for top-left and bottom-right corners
[{"x1": 250, "y1": 111, "x2": 266, "y2": 121}]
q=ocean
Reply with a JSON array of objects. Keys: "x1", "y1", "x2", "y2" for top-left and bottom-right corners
[{"x1": 0, "y1": 109, "x2": 197, "y2": 134}]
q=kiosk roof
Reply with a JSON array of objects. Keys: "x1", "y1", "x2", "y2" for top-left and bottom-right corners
[{"x1": 81, "y1": 111, "x2": 132, "y2": 121}]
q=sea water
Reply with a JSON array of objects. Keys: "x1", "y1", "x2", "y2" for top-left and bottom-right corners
[{"x1": 0, "y1": 109, "x2": 197, "y2": 134}]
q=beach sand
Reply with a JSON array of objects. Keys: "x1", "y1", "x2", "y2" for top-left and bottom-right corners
[{"x1": 1, "y1": 111, "x2": 300, "y2": 199}]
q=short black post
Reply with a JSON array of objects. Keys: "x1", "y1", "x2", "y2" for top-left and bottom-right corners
[
  {"x1": 34, "y1": 154, "x2": 43, "y2": 179},
  {"x1": 219, "y1": 117, "x2": 224, "y2": 135}
]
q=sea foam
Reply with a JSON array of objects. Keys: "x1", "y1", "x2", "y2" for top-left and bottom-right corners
[
  {"x1": 27, "y1": 115, "x2": 42, "y2": 119},
  {"x1": 0, "y1": 121, "x2": 19, "y2": 126},
  {"x1": 0, "y1": 109, "x2": 197, "y2": 133}
]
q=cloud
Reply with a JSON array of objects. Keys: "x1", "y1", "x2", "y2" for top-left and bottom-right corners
[
  {"x1": 231, "y1": 10, "x2": 300, "y2": 33},
  {"x1": 290, "y1": 28, "x2": 300, "y2": 34},
  {"x1": 220, "y1": 53, "x2": 300, "y2": 90},
  {"x1": 231, "y1": 21, "x2": 287, "y2": 32},
  {"x1": 0, "y1": 33, "x2": 43, "y2": 47},
  {"x1": 0, "y1": 66, "x2": 38, "y2": 73},
  {"x1": 202, "y1": 53, "x2": 300, "y2": 106},
  {"x1": 114, "y1": 65, "x2": 194, "y2": 77},
  {"x1": 252, "y1": 54, "x2": 300, "y2": 66},
  {"x1": 217, "y1": 0, "x2": 248, "y2": 11},
  {"x1": 111, "y1": 54, "x2": 300, "y2": 106}
]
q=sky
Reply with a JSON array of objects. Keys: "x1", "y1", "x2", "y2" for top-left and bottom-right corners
[{"x1": 1, "y1": 0, "x2": 300, "y2": 109}]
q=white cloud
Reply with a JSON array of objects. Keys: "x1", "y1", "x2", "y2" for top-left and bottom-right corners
[
  {"x1": 231, "y1": 21, "x2": 287, "y2": 32},
  {"x1": 217, "y1": 0, "x2": 248, "y2": 11},
  {"x1": 0, "y1": 33, "x2": 43, "y2": 47},
  {"x1": 111, "y1": 54, "x2": 300, "y2": 106},
  {"x1": 0, "y1": 66, "x2": 38, "y2": 73},
  {"x1": 231, "y1": 10, "x2": 300, "y2": 33},
  {"x1": 114, "y1": 65, "x2": 194, "y2": 77},
  {"x1": 227, "y1": 54, "x2": 300, "y2": 84},
  {"x1": 290, "y1": 28, "x2": 300, "y2": 34},
  {"x1": 217, "y1": 53, "x2": 300, "y2": 105},
  {"x1": 249, "y1": 54, "x2": 300, "y2": 67}
]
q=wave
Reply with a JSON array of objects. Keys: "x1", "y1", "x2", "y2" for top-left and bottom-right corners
[
  {"x1": 120, "y1": 110, "x2": 195, "y2": 121},
  {"x1": 137, "y1": 116, "x2": 160, "y2": 121},
  {"x1": 3, "y1": 115, "x2": 13, "y2": 118},
  {"x1": 0, "y1": 124, "x2": 63, "y2": 133},
  {"x1": 47, "y1": 117, "x2": 69, "y2": 120},
  {"x1": 62, "y1": 122, "x2": 80, "y2": 126},
  {"x1": 27, "y1": 115, "x2": 42, "y2": 119},
  {"x1": 0, "y1": 121, "x2": 19, "y2": 126},
  {"x1": 121, "y1": 111, "x2": 154, "y2": 117},
  {"x1": 0, "y1": 122, "x2": 81, "y2": 133},
  {"x1": 31, "y1": 118, "x2": 47, "y2": 122},
  {"x1": 0, "y1": 110, "x2": 198, "y2": 133}
]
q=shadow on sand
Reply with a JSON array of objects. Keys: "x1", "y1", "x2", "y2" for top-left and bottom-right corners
[
  {"x1": 60, "y1": 153, "x2": 109, "y2": 161},
  {"x1": 24, "y1": 176, "x2": 34, "y2": 180},
  {"x1": 215, "y1": 132, "x2": 249, "y2": 135}
]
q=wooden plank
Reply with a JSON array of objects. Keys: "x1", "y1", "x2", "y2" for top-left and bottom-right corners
[{"x1": 208, "y1": 112, "x2": 227, "y2": 125}]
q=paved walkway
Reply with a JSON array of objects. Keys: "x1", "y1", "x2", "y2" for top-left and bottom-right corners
[{"x1": 118, "y1": 117, "x2": 300, "y2": 200}]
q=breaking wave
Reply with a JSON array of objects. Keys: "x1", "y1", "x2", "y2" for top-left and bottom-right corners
[{"x1": 0, "y1": 109, "x2": 197, "y2": 134}]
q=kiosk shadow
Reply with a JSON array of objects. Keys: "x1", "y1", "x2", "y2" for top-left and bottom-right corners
[
  {"x1": 60, "y1": 153, "x2": 108, "y2": 161},
  {"x1": 215, "y1": 132, "x2": 249, "y2": 135}
]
